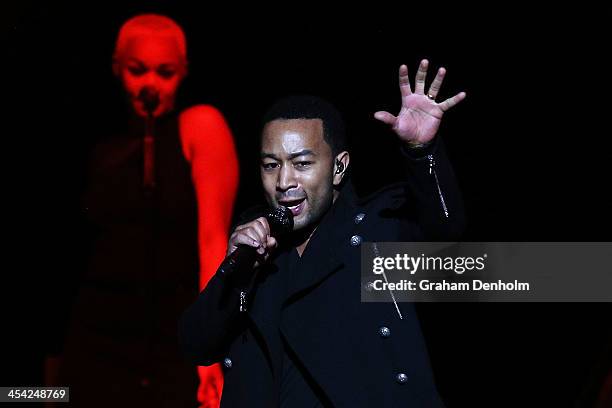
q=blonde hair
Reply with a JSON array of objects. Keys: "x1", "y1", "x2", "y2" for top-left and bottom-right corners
[{"x1": 113, "y1": 14, "x2": 187, "y2": 66}]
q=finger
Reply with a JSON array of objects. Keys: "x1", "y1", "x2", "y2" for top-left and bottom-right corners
[
  {"x1": 438, "y1": 91, "x2": 467, "y2": 112},
  {"x1": 233, "y1": 223, "x2": 249, "y2": 232},
  {"x1": 244, "y1": 226, "x2": 268, "y2": 254},
  {"x1": 228, "y1": 231, "x2": 262, "y2": 256},
  {"x1": 253, "y1": 217, "x2": 271, "y2": 237},
  {"x1": 249, "y1": 219, "x2": 269, "y2": 244},
  {"x1": 233, "y1": 229, "x2": 261, "y2": 249},
  {"x1": 414, "y1": 59, "x2": 429, "y2": 95},
  {"x1": 235, "y1": 218, "x2": 268, "y2": 244},
  {"x1": 266, "y1": 236, "x2": 278, "y2": 250},
  {"x1": 250, "y1": 223, "x2": 270, "y2": 254},
  {"x1": 374, "y1": 111, "x2": 397, "y2": 126},
  {"x1": 399, "y1": 64, "x2": 412, "y2": 97},
  {"x1": 427, "y1": 67, "x2": 446, "y2": 100}
]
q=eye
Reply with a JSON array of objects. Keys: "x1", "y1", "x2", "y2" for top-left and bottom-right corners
[
  {"x1": 127, "y1": 65, "x2": 147, "y2": 76},
  {"x1": 262, "y1": 162, "x2": 279, "y2": 170},
  {"x1": 158, "y1": 68, "x2": 177, "y2": 79},
  {"x1": 294, "y1": 161, "x2": 313, "y2": 168}
]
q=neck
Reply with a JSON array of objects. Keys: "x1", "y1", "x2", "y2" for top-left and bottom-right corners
[{"x1": 293, "y1": 189, "x2": 341, "y2": 257}]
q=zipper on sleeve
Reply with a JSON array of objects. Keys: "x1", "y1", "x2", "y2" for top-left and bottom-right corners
[
  {"x1": 427, "y1": 154, "x2": 449, "y2": 218},
  {"x1": 239, "y1": 290, "x2": 247, "y2": 312}
]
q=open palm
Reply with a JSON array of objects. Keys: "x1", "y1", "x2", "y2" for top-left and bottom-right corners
[{"x1": 375, "y1": 59, "x2": 466, "y2": 145}]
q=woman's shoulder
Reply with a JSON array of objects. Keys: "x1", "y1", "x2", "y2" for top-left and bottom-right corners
[
  {"x1": 179, "y1": 104, "x2": 227, "y2": 124},
  {"x1": 178, "y1": 104, "x2": 234, "y2": 161}
]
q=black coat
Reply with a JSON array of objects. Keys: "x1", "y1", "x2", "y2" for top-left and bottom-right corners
[{"x1": 179, "y1": 139, "x2": 466, "y2": 407}]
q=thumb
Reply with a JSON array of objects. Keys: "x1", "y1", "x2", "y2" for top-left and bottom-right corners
[{"x1": 373, "y1": 111, "x2": 396, "y2": 126}]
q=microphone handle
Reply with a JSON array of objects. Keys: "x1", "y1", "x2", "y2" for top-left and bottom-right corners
[
  {"x1": 219, "y1": 245, "x2": 259, "y2": 287},
  {"x1": 143, "y1": 114, "x2": 155, "y2": 190}
]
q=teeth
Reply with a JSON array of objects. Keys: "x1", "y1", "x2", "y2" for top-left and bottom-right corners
[{"x1": 280, "y1": 199, "x2": 305, "y2": 209}]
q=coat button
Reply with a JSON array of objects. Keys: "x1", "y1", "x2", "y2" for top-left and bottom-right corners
[
  {"x1": 354, "y1": 213, "x2": 365, "y2": 224},
  {"x1": 350, "y1": 235, "x2": 362, "y2": 246},
  {"x1": 223, "y1": 358, "x2": 233, "y2": 369},
  {"x1": 396, "y1": 373, "x2": 408, "y2": 384},
  {"x1": 378, "y1": 326, "x2": 391, "y2": 338}
]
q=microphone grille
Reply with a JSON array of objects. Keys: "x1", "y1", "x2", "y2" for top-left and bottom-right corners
[{"x1": 266, "y1": 206, "x2": 294, "y2": 236}]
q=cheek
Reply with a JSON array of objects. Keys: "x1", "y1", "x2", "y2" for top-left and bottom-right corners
[
  {"x1": 299, "y1": 174, "x2": 328, "y2": 211},
  {"x1": 158, "y1": 79, "x2": 181, "y2": 99},
  {"x1": 305, "y1": 167, "x2": 333, "y2": 193},
  {"x1": 260, "y1": 173, "x2": 277, "y2": 202},
  {"x1": 120, "y1": 74, "x2": 142, "y2": 96}
]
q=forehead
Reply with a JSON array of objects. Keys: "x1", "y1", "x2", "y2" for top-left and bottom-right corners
[
  {"x1": 121, "y1": 34, "x2": 183, "y2": 66},
  {"x1": 261, "y1": 119, "x2": 329, "y2": 156}
]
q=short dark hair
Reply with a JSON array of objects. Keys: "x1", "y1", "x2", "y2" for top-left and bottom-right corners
[{"x1": 261, "y1": 95, "x2": 347, "y2": 156}]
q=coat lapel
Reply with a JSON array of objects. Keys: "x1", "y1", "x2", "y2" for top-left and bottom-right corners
[
  {"x1": 244, "y1": 252, "x2": 287, "y2": 380},
  {"x1": 278, "y1": 184, "x2": 371, "y2": 405},
  {"x1": 284, "y1": 183, "x2": 358, "y2": 303}
]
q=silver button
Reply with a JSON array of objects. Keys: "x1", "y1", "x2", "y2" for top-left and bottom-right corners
[
  {"x1": 350, "y1": 235, "x2": 362, "y2": 246},
  {"x1": 396, "y1": 373, "x2": 408, "y2": 384},
  {"x1": 364, "y1": 282, "x2": 374, "y2": 292},
  {"x1": 223, "y1": 357, "x2": 233, "y2": 369},
  {"x1": 354, "y1": 213, "x2": 365, "y2": 224},
  {"x1": 379, "y1": 326, "x2": 391, "y2": 338}
]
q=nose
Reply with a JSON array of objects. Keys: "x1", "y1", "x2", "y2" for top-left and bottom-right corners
[
  {"x1": 141, "y1": 71, "x2": 162, "y2": 90},
  {"x1": 277, "y1": 164, "x2": 297, "y2": 192}
]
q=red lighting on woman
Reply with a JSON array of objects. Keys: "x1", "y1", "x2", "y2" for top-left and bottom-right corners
[{"x1": 53, "y1": 14, "x2": 237, "y2": 408}]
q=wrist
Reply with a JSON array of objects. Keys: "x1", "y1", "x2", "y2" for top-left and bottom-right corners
[
  {"x1": 404, "y1": 139, "x2": 433, "y2": 150},
  {"x1": 400, "y1": 137, "x2": 439, "y2": 160}
]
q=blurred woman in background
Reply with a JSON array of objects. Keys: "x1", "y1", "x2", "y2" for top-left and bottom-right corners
[{"x1": 50, "y1": 14, "x2": 237, "y2": 408}]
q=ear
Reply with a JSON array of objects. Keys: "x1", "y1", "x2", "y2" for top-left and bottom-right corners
[{"x1": 333, "y1": 151, "x2": 350, "y2": 187}]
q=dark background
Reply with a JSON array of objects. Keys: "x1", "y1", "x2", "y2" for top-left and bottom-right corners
[{"x1": 4, "y1": 1, "x2": 611, "y2": 407}]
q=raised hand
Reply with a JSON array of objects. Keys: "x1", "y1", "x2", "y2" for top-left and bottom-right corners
[{"x1": 374, "y1": 59, "x2": 466, "y2": 146}]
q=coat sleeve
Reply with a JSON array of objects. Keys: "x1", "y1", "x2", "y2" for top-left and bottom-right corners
[
  {"x1": 400, "y1": 136, "x2": 466, "y2": 240},
  {"x1": 178, "y1": 267, "x2": 244, "y2": 366},
  {"x1": 178, "y1": 206, "x2": 268, "y2": 366}
]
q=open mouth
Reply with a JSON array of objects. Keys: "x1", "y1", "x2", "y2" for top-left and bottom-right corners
[{"x1": 278, "y1": 198, "x2": 306, "y2": 216}]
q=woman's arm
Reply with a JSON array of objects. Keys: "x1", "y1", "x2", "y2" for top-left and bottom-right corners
[{"x1": 179, "y1": 104, "x2": 239, "y2": 408}]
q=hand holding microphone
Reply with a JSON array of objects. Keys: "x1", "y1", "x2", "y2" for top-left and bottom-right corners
[
  {"x1": 221, "y1": 207, "x2": 293, "y2": 286},
  {"x1": 228, "y1": 217, "x2": 277, "y2": 266}
]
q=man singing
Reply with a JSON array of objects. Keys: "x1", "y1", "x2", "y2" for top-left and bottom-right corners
[{"x1": 180, "y1": 59, "x2": 466, "y2": 407}]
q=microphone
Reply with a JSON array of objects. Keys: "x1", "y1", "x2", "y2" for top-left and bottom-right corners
[
  {"x1": 139, "y1": 87, "x2": 159, "y2": 190},
  {"x1": 220, "y1": 206, "x2": 294, "y2": 286},
  {"x1": 138, "y1": 87, "x2": 160, "y2": 114}
]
